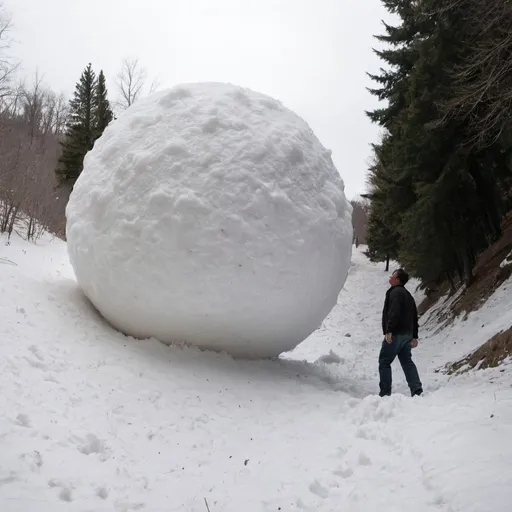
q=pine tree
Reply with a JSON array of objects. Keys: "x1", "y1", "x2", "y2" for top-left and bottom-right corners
[
  {"x1": 56, "y1": 63, "x2": 98, "y2": 184},
  {"x1": 366, "y1": 0, "x2": 512, "y2": 290},
  {"x1": 365, "y1": 0, "x2": 508, "y2": 287},
  {"x1": 438, "y1": 0, "x2": 512, "y2": 211},
  {"x1": 364, "y1": 0, "x2": 421, "y2": 268},
  {"x1": 94, "y1": 70, "x2": 113, "y2": 139},
  {"x1": 396, "y1": 0, "x2": 507, "y2": 286},
  {"x1": 365, "y1": 135, "x2": 413, "y2": 269}
]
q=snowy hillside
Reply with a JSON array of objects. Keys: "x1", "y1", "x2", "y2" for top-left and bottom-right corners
[{"x1": 1, "y1": 234, "x2": 511, "y2": 512}]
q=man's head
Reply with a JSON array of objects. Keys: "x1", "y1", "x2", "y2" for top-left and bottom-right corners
[{"x1": 389, "y1": 268, "x2": 409, "y2": 286}]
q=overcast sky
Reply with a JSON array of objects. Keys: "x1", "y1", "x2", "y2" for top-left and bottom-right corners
[{"x1": 5, "y1": 0, "x2": 389, "y2": 199}]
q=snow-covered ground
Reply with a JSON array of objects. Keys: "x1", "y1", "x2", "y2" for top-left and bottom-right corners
[{"x1": 1, "y1": 234, "x2": 511, "y2": 512}]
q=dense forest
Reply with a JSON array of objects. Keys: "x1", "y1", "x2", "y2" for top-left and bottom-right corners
[{"x1": 365, "y1": 0, "x2": 512, "y2": 291}]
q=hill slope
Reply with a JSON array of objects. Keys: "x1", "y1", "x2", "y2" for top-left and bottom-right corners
[{"x1": 1, "y1": 235, "x2": 511, "y2": 512}]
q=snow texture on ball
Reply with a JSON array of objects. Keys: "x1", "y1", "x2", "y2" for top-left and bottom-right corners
[{"x1": 66, "y1": 82, "x2": 353, "y2": 358}]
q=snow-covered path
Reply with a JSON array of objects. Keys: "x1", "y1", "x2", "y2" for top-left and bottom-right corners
[{"x1": 1, "y1": 235, "x2": 511, "y2": 512}]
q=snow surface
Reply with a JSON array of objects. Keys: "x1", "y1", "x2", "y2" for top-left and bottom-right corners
[
  {"x1": 1, "y1": 234, "x2": 512, "y2": 512},
  {"x1": 66, "y1": 82, "x2": 353, "y2": 359},
  {"x1": 500, "y1": 250, "x2": 512, "y2": 269}
]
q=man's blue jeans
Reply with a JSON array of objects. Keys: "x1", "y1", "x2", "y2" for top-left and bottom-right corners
[{"x1": 379, "y1": 334, "x2": 422, "y2": 396}]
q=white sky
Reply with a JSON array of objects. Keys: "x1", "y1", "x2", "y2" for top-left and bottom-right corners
[{"x1": 5, "y1": 0, "x2": 389, "y2": 199}]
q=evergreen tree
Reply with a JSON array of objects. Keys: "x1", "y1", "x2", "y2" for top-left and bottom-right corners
[
  {"x1": 365, "y1": 0, "x2": 510, "y2": 288},
  {"x1": 389, "y1": 0, "x2": 479, "y2": 285},
  {"x1": 395, "y1": 0, "x2": 506, "y2": 286},
  {"x1": 364, "y1": 136, "x2": 412, "y2": 269},
  {"x1": 94, "y1": 70, "x2": 114, "y2": 139},
  {"x1": 56, "y1": 63, "x2": 98, "y2": 184},
  {"x1": 365, "y1": 0, "x2": 422, "y2": 129},
  {"x1": 364, "y1": 0, "x2": 420, "y2": 268},
  {"x1": 439, "y1": 0, "x2": 512, "y2": 211}
]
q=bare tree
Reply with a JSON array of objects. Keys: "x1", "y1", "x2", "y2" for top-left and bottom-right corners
[
  {"x1": 115, "y1": 57, "x2": 161, "y2": 112},
  {"x1": 0, "y1": 5, "x2": 71, "y2": 242},
  {"x1": 0, "y1": 112, "x2": 69, "y2": 241},
  {"x1": 0, "y1": 73, "x2": 70, "y2": 241},
  {"x1": 22, "y1": 70, "x2": 44, "y2": 139},
  {"x1": 0, "y1": 2, "x2": 20, "y2": 113},
  {"x1": 116, "y1": 58, "x2": 148, "y2": 110},
  {"x1": 433, "y1": 0, "x2": 512, "y2": 146},
  {"x1": 1, "y1": 79, "x2": 24, "y2": 117},
  {"x1": 0, "y1": 116, "x2": 33, "y2": 237},
  {"x1": 21, "y1": 71, "x2": 69, "y2": 138},
  {"x1": 350, "y1": 199, "x2": 369, "y2": 246},
  {"x1": 148, "y1": 76, "x2": 161, "y2": 95},
  {"x1": 49, "y1": 92, "x2": 69, "y2": 135}
]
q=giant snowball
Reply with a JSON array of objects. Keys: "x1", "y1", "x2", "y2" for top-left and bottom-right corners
[{"x1": 66, "y1": 82, "x2": 353, "y2": 359}]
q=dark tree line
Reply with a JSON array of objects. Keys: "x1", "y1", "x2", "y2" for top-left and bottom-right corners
[{"x1": 365, "y1": 0, "x2": 512, "y2": 291}]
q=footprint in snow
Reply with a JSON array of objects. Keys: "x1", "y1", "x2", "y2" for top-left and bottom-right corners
[
  {"x1": 23, "y1": 356, "x2": 47, "y2": 370},
  {"x1": 296, "y1": 498, "x2": 318, "y2": 511},
  {"x1": 28, "y1": 344, "x2": 44, "y2": 361},
  {"x1": 97, "y1": 487, "x2": 109, "y2": 500},
  {"x1": 59, "y1": 487, "x2": 73, "y2": 502},
  {"x1": 358, "y1": 452, "x2": 372, "y2": 466},
  {"x1": 20, "y1": 450, "x2": 43, "y2": 472},
  {"x1": 309, "y1": 480, "x2": 329, "y2": 499},
  {"x1": 71, "y1": 433, "x2": 108, "y2": 459},
  {"x1": 333, "y1": 464, "x2": 353, "y2": 479},
  {"x1": 0, "y1": 472, "x2": 18, "y2": 486},
  {"x1": 48, "y1": 479, "x2": 73, "y2": 502},
  {"x1": 14, "y1": 413, "x2": 31, "y2": 428}
]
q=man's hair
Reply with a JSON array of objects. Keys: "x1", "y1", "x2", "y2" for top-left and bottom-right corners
[{"x1": 394, "y1": 268, "x2": 409, "y2": 285}]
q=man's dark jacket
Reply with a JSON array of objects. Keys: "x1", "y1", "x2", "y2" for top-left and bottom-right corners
[{"x1": 382, "y1": 285, "x2": 419, "y2": 339}]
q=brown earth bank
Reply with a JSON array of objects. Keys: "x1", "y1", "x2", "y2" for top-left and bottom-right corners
[
  {"x1": 447, "y1": 327, "x2": 512, "y2": 374},
  {"x1": 419, "y1": 212, "x2": 512, "y2": 319},
  {"x1": 416, "y1": 213, "x2": 512, "y2": 374}
]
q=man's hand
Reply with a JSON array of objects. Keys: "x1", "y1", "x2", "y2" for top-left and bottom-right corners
[
  {"x1": 411, "y1": 339, "x2": 418, "y2": 348},
  {"x1": 385, "y1": 333, "x2": 393, "y2": 344}
]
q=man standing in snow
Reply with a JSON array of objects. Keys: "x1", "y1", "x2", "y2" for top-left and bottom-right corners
[{"x1": 379, "y1": 268, "x2": 423, "y2": 397}]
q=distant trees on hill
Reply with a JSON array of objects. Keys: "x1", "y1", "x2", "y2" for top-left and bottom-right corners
[
  {"x1": 351, "y1": 199, "x2": 369, "y2": 248},
  {"x1": 0, "y1": 3, "x2": 158, "y2": 240}
]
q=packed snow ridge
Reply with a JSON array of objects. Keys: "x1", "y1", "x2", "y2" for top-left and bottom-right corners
[{"x1": 66, "y1": 82, "x2": 353, "y2": 358}]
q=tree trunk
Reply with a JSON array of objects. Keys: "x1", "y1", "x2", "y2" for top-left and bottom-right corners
[
  {"x1": 461, "y1": 249, "x2": 473, "y2": 287},
  {"x1": 468, "y1": 159, "x2": 502, "y2": 240},
  {"x1": 446, "y1": 271, "x2": 456, "y2": 295}
]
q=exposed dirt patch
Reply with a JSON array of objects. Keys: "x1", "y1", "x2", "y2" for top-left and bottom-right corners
[
  {"x1": 447, "y1": 327, "x2": 512, "y2": 374},
  {"x1": 453, "y1": 213, "x2": 512, "y2": 317},
  {"x1": 420, "y1": 213, "x2": 512, "y2": 320},
  {"x1": 417, "y1": 281, "x2": 450, "y2": 316}
]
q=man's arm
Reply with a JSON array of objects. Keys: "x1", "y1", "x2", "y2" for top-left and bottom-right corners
[
  {"x1": 412, "y1": 298, "x2": 419, "y2": 340},
  {"x1": 386, "y1": 288, "x2": 404, "y2": 335}
]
